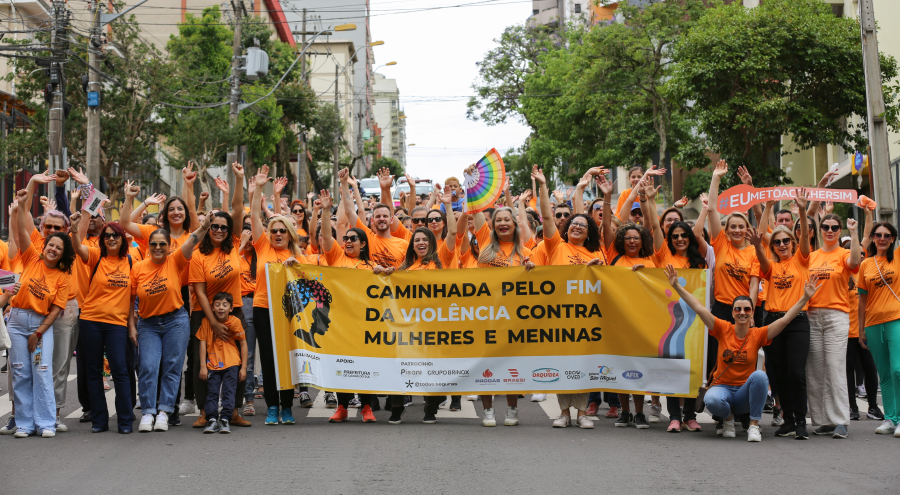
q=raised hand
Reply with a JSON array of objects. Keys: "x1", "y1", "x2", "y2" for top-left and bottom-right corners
[
  {"x1": 664, "y1": 264, "x2": 679, "y2": 288},
  {"x1": 674, "y1": 196, "x2": 689, "y2": 208},
  {"x1": 231, "y1": 161, "x2": 244, "y2": 178},
  {"x1": 737, "y1": 166, "x2": 753, "y2": 186},
  {"x1": 66, "y1": 167, "x2": 89, "y2": 185},
  {"x1": 199, "y1": 191, "x2": 210, "y2": 203},
  {"x1": 318, "y1": 189, "x2": 333, "y2": 210},
  {"x1": 644, "y1": 165, "x2": 667, "y2": 178},
  {"x1": 699, "y1": 192, "x2": 709, "y2": 209},
  {"x1": 746, "y1": 226, "x2": 763, "y2": 247},
  {"x1": 214, "y1": 177, "x2": 229, "y2": 195},
  {"x1": 183, "y1": 161, "x2": 198, "y2": 184},
  {"x1": 847, "y1": 218, "x2": 858, "y2": 231},
  {"x1": 69, "y1": 211, "x2": 81, "y2": 226},
  {"x1": 124, "y1": 180, "x2": 140, "y2": 199},
  {"x1": 824, "y1": 201, "x2": 834, "y2": 214},
  {"x1": 54, "y1": 169, "x2": 70, "y2": 187},
  {"x1": 712, "y1": 159, "x2": 728, "y2": 179},
  {"x1": 16, "y1": 189, "x2": 28, "y2": 202},
  {"x1": 347, "y1": 174, "x2": 358, "y2": 190},
  {"x1": 253, "y1": 164, "x2": 270, "y2": 188},
  {"x1": 596, "y1": 173, "x2": 613, "y2": 196},
  {"x1": 817, "y1": 170, "x2": 838, "y2": 188},
  {"x1": 30, "y1": 170, "x2": 57, "y2": 185},
  {"x1": 273, "y1": 177, "x2": 288, "y2": 195},
  {"x1": 440, "y1": 186, "x2": 453, "y2": 204},
  {"x1": 313, "y1": 199, "x2": 322, "y2": 212},
  {"x1": 41, "y1": 197, "x2": 57, "y2": 213},
  {"x1": 378, "y1": 168, "x2": 394, "y2": 189},
  {"x1": 338, "y1": 167, "x2": 349, "y2": 184},
  {"x1": 531, "y1": 165, "x2": 546, "y2": 185},
  {"x1": 519, "y1": 188, "x2": 533, "y2": 205},
  {"x1": 804, "y1": 276, "x2": 822, "y2": 299},
  {"x1": 795, "y1": 187, "x2": 809, "y2": 209}
]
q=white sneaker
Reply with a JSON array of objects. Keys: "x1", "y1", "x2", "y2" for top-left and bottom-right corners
[
  {"x1": 41, "y1": 429, "x2": 55, "y2": 438},
  {"x1": 14, "y1": 430, "x2": 29, "y2": 438},
  {"x1": 504, "y1": 407, "x2": 519, "y2": 426},
  {"x1": 722, "y1": 420, "x2": 736, "y2": 438},
  {"x1": 55, "y1": 417, "x2": 67, "y2": 432},
  {"x1": 747, "y1": 425, "x2": 762, "y2": 442},
  {"x1": 482, "y1": 407, "x2": 496, "y2": 427},
  {"x1": 875, "y1": 420, "x2": 896, "y2": 435},
  {"x1": 154, "y1": 412, "x2": 169, "y2": 431},
  {"x1": 139, "y1": 414, "x2": 154, "y2": 432},
  {"x1": 179, "y1": 400, "x2": 197, "y2": 415},
  {"x1": 648, "y1": 403, "x2": 662, "y2": 423},
  {"x1": 577, "y1": 415, "x2": 594, "y2": 429},
  {"x1": 467, "y1": 395, "x2": 478, "y2": 401},
  {"x1": 894, "y1": 423, "x2": 900, "y2": 438},
  {"x1": 530, "y1": 394, "x2": 546, "y2": 402},
  {"x1": 552, "y1": 415, "x2": 570, "y2": 428}
]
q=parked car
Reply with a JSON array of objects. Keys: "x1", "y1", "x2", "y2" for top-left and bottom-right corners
[
  {"x1": 359, "y1": 177, "x2": 390, "y2": 198},
  {"x1": 392, "y1": 179, "x2": 434, "y2": 207}
]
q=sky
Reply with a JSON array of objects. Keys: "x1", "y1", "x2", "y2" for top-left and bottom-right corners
[{"x1": 367, "y1": 0, "x2": 533, "y2": 184}]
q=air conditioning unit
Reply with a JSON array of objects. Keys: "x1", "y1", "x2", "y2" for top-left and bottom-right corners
[{"x1": 245, "y1": 47, "x2": 269, "y2": 80}]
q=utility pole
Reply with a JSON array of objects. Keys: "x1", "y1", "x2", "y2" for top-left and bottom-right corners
[
  {"x1": 332, "y1": 65, "x2": 339, "y2": 197},
  {"x1": 85, "y1": 0, "x2": 102, "y2": 187},
  {"x1": 48, "y1": 0, "x2": 66, "y2": 181},
  {"x1": 296, "y1": 8, "x2": 308, "y2": 200},
  {"x1": 226, "y1": 0, "x2": 244, "y2": 191},
  {"x1": 859, "y1": 0, "x2": 895, "y2": 223}
]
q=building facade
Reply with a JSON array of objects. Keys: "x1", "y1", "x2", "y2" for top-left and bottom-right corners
[{"x1": 371, "y1": 73, "x2": 406, "y2": 170}]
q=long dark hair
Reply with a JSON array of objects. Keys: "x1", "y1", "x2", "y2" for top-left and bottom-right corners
[
  {"x1": 868, "y1": 222, "x2": 897, "y2": 263},
  {"x1": 100, "y1": 222, "x2": 129, "y2": 258},
  {"x1": 199, "y1": 211, "x2": 234, "y2": 255},
  {"x1": 614, "y1": 223, "x2": 653, "y2": 258},
  {"x1": 794, "y1": 217, "x2": 817, "y2": 251},
  {"x1": 666, "y1": 221, "x2": 706, "y2": 269},
  {"x1": 159, "y1": 196, "x2": 191, "y2": 232},
  {"x1": 43, "y1": 232, "x2": 76, "y2": 273},
  {"x1": 400, "y1": 227, "x2": 441, "y2": 269},
  {"x1": 425, "y1": 209, "x2": 448, "y2": 240},
  {"x1": 346, "y1": 227, "x2": 372, "y2": 263},
  {"x1": 561, "y1": 213, "x2": 601, "y2": 253}
]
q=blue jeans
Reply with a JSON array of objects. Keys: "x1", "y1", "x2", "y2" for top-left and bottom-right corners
[
  {"x1": 7, "y1": 308, "x2": 56, "y2": 434},
  {"x1": 588, "y1": 391, "x2": 620, "y2": 407},
  {"x1": 704, "y1": 370, "x2": 769, "y2": 421},
  {"x1": 80, "y1": 318, "x2": 135, "y2": 429},
  {"x1": 206, "y1": 365, "x2": 239, "y2": 421},
  {"x1": 242, "y1": 295, "x2": 257, "y2": 402},
  {"x1": 137, "y1": 307, "x2": 190, "y2": 416}
]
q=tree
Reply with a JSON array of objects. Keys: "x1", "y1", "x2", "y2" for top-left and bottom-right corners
[
  {"x1": 370, "y1": 156, "x2": 403, "y2": 179},
  {"x1": 672, "y1": 0, "x2": 900, "y2": 187},
  {"x1": 306, "y1": 102, "x2": 346, "y2": 193}
]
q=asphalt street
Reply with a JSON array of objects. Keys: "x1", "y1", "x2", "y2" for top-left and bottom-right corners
[{"x1": 0, "y1": 380, "x2": 897, "y2": 495}]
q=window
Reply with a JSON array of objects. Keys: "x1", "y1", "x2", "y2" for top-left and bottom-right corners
[
  {"x1": 574, "y1": 3, "x2": 581, "y2": 13},
  {"x1": 832, "y1": 5, "x2": 844, "y2": 17},
  {"x1": 533, "y1": 9, "x2": 539, "y2": 15}
]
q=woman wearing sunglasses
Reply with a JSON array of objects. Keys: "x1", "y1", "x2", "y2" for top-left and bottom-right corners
[
  {"x1": 69, "y1": 211, "x2": 136, "y2": 433},
  {"x1": 750, "y1": 187, "x2": 812, "y2": 439},
  {"x1": 249, "y1": 165, "x2": 308, "y2": 426},
  {"x1": 858, "y1": 222, "x2": 900, "y2": 436},
  {"x1": 666, "y1": 264, "x2": 819, "y2": 442},
  {"x1": 186, "y1": 162, "x2": 251, "y2": 430},
  {"x1": 289, "y1": 200, "x2": 310, "y2": 236},
  {"x1": 802, "y1": 199, "x2": 862, "y2": 439}
]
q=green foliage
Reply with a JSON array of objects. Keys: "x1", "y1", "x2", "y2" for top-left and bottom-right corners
[
  {"x1": 240, "y1": 84, "x2": 284, "y2": 164},
  {"x1": 371, "y1": 156, "x2": 403, "y2": 178},
  {"x1": 682, "y1": 170, "x2": 712, "y2": 200},
  {"x1": 672, "y1": 0, "x2": 899, "y2": 187}
]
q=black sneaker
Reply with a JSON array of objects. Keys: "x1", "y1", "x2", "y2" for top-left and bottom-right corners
[
  {"x1": 634, "y1": 413, "x2": 650, "y2": 429},
  {"x1": 423, "y1": 412, "x2": 437, "y2": 424},
  {"x1": 404, "y1": 396, "x2": 413, "y2": 408},
  {"x1": 79, "y1": 411, "x2": 92, "y2": 423},
  {"x1": 739, "y1": 413, "x2": 751, "y2": 432},
  {"x1": 371, "y1": 396, "x2": 381, "y2": 411},
  {"x1": 299, "y1": 392, "x2": 313, "y2": 408},
  {"x1": 203, "y1": 418, "x2": 219, "y2": 434},
  {"x1": 449, "y1": 396, "x2": 461, "y2": 411},
  {"x1": 795, "y1": 424, "x2": 809, "y2": 440},
  {"x1": 814, "y1": 425, "x2": 836, "y2": 435},
  {"x1": 218, "y1": 418, "x2": 231, "y2": 434},
  {"x1": 715, "y1": 419, "x2": 724, "y2": 435},
  {"x1": 388, "y1": 407, "x2": 405, "y2": 425},
  {"x1": 774, "y1": 423, "x2": 797, "y2": 437},
  {"x1": 850, "y1": 409, "x2": 860, "y2": 421},
  {"x1": 614, "y1": 411, "x2": 633, "y2": 427},
  {"x1": 868, "y1": 406, "x2": 885, "y2": 420},
  {"x1": 763, "y1": 395, "x2": 775, "y2": 413},
  {"x1": 168, "y1": 411, "x2": 181, "y2": 426}
]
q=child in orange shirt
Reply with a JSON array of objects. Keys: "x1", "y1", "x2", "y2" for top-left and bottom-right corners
[{"x1": 198, "y1": 292, "x2": 247, "y2": 434}]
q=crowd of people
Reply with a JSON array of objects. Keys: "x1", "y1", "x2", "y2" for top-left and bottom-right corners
[{"x1": 0, "y1": 159, "x2": 897, "y2": 443}]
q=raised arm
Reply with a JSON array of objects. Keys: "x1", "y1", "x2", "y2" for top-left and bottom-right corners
[
  {"x1": 758, "y1": 200, "x2": 775, "y2": 244},
  {"x1": 861, "y1": 207, "x2": 874, "y2": 252},
  {"x1": 272, "y1": 177, "x2": 287, "y2": 216},
  {"x1": 795, "y1": 188, "x2": 810, "y2": 256},
  {"x1": 517, "y1": 189, "x2": 534, "y2": 244},
  {"x1": 229, "y1": 163, "x2": 245, "y2": 237},
  {"x1": 340, "y1": 168, "x2": 361, "y2": 227},
  {"x1": 249, "y1": 165, "x2": 271, "y2": 242},
  {"x1": 181, "y1": 212, "x2": 213, "y2": 260},
  {"x1": 502, "y1": 178, "x2": 514, "y2": 209},
  {"x1": 736, "y1": 166, "x2": 763, "y2": 223},
  {"x1": 15, "y1": 189, "x2": 33, "y2": 254},
  {"x1": 767, "y1": 278, "x2": 820, "y2": 339},
  {"x1": 379, "y1": 168, "x2": 394, "y2": 216},
  {"x1": 847, "y1": 218, "x2": 861, "y2": 270},
  {"x1": 120, "y1": 181, "x2": 146, "y2": 239},
  {"x1": 665, "y1": 265, "x2": 716, "y2": 329},
  {"x1": 533, "y1": 165, "x2": 556, "y2": 241},
  {"x1": 7, "y1": 200, "x2": 19, "y2": 259},
  {"x1": 707, "y1": 160, "x2": 728, "y2": 241},
  {"x1": 748, "y1": 227, "x2": 771, "y2": 277},
  {"x1": 642, "y1": 178, "x2": 664, "y2": 252},
  {"x1": 308, "y1": 196, "x2": 322, "y2": 252},
  {"x1": 442, "y1": 189, "x2": 459, "y2": 251},
  {"x1": 182, "y1": 161, "x2": 200, "y2": 229},
  {"x1": 573, "y1": 170, "x2": 591, "y2": 215},
  {"x1": 54, "y1": 169, "x2": 71, "y2": 217},
  {"x1": 404, "y1": 174, "x2": 417, "y2": 212},
  {"x1": 22, "y1": 171, "x2": 57, "y2": 232},
  {"x1": 319, "y1": 190, "x2": 336, "y2": 254},
  {"x1": 693, "y1": 193, "x2": 710, "y2": 254},
  {"x1": 69, "y1": 212, "x2": 91, "y2": 263},
  {"x1": 214, "y1": 176, "x2": 231, "y2": 213},
  {"x1": 597, "y1": 172, "x2": 614, "y2": 249}
]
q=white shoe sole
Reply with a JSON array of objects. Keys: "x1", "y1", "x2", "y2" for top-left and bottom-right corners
[
  {"x1": 482, "y1": 419, "x2": 496, "y2": 427},
  {"x1": 139, "y1": 424, "x2": 153, "y2": 432},
  {"x1": 467, "y1": 396, "x2": 478, "y2": 401},
  {"x1": 747, "y1": 436, "x2": 761, "y2": 442},
  {"x1": 55, "y1": 423, "x2": 67, "y2": 432},
  {"x1": 648, "y1": 415, "x2": 660, "y2": 423},
  {"x1": 154, "y1": 422, "x2": 168, "y2": 432},
  {"x1": 504, "y1": 419, "x2": 518, "y2": 426},
  {"x1": 723, "y1": 431, "x2": 736, "y2": 438},
  {"x1": 42, "y1": 430, "x2": 55, "y2": 438}
]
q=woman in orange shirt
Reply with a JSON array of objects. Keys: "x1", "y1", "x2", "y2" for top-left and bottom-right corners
[
  {"x1": 249, "y1": 165, "x2": 308, "y2": 426},
  {"x1": 289, "y1": 199, "x2": 310, "y2": 237},
  {"x1": 237, "y1": 228, "x2": 260, "y2": 416},
  {"x1": 69, "y1": 213, "x2": 137, "y2": 434},
  {"x1": 750, "y1": 188, "x2": 812, "y2": 439},
  {"x1": 666, "y1": 264, "x2": 819, "y2": 442},
  {"x1": 7, "y1": 188, "x2": 74, "y2": 438}
]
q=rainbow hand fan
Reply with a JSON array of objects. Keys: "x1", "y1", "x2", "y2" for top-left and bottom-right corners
[{"x1": 464, "y1": 148, "x2": 506, "y2": 213}]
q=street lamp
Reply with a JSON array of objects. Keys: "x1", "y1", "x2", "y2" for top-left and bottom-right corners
[
  {"x1": 408, "y1": 143, "x2": 415, "y2": 146},
  {"x1": 335, "y1": 23, "x2": 357, "y2": 31},
  {"x1": 370, "y1": 40, "x2": 384, "y2": 46}
]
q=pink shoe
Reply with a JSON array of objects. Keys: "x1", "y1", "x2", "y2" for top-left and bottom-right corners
[
  {"x1": 682, "y1": 419, "x2": 702, "y2": 431},
  {"x1": 667, "y1": 420, "x2": 681, "y2": 432}
]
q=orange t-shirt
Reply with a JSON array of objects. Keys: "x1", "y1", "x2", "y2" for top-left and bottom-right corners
[
  {"x1": 239, "y1": 256, "x2": 256, "y2": 297},
  {"x1": 848, "y1": 285, "x2": 860, "y2": 339},
  {"x1": 129, "y1": 246, "x2": 145, "y2": 262},
  {"x1": 0, "y1": 239, "x2": 10, "y2": 271},
  {"x1": 711, "y1": 231, "x2": 760, "y2": 305},
  {"x1": 400, "y1": 241, "x2": 457, "y2": 270},
  {"x1": 856, "y1": 247, "x2": 900, "y2": 327},
  {"x1": 135, "y1": 223, "x2": 192, "y2": 287},
  {"x1": 610, "y1": 254, "x2": 656, "y2": 268},
  {"x1": 196, "y1": 315, "x2": 246, "y2": 371},
  {"x1": 323, "y1": 242, "x2": 376, "y2": 270},
  {"x1": 391, "y1": 223, "x2": 413, "y2": 242},
  {"x1": 544, "y1": 231, "x2": 605, "y2": 266},
  {"x1": 710, "y1": 319, "x2": 771, "y2": 386},
  {"x1": 252, "y1": 233, "x2": 300, "y2": 308},
  {"x1": 474, "y1": 223, "x2": 533, "y2": 267},
  {"x1": 762, "y1": 251, "x2": 810, "y2": 312},
  {"x1": 130, "y1": 248, "x2": 190, "y2": 317},
  {"x1": 189, "y1": 238, "x2": 244, "y2": 311},
  {"x1": 809, "y1": 247, "x2": 857, "y2": 312},
  {"x1": 80, "y1": 248, "x2": 133, "y2": 326},
  {"x1": 19, "y1": 228, "x2": 77, "y2": 301},
  {"x1": 10, "y1": 242, "x2": 70, "y2": 315},
  {"x1": 530, "y1": 241, "x2": 549, "y2": 266},
  {"x1": 74, "y1": 236, "x2": 101, "y2": 305},
  {"x1": 356, "y1": 218, "x2": 407, "y2": 268},
  {"x1": 615, "y1": 188, "x2": 632, "y2": 216}
]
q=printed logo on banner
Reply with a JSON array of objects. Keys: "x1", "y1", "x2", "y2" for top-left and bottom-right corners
[
  {"x1": 589, "y1": 366, "x2": 617, "y2": 382},
  {"x1": 476, "y1": 369, "x2": 500, "y2": 385},
  {"x1": 564, "y1": 371, "x2": 584, "y2": 380},
  {"x1": 299, "y1": 360, "x2": 315, "y2": 380},
  {"x1": 335, "y1": 370, "x2": 342, "y2": 376},
  {"x1": 504, "y1": 368, "x2": 525, "y2": 383},
  {"x1": 483, "y1": 369, "x2": 493, "y2": 378},
  {"x1": 509, "y1": 369, "x2": 519, "y2": 377},
  {"x1": 532, "y1": 368, "x2": 560, "y2": 383},
  {"x1": 622, "y1": 370, "x2": 643, "y2": 380}
]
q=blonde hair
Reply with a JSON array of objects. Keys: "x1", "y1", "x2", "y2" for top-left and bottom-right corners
[
  {"x1": 723, "y1": 212, "x2": 751, "y2": 248},
  {"x1": 769, "y1": 225, "x2": 798, "y2": 259},
  {"x1": 267, "y1": 215, "x2": 304, "y2": 259},
  {"x1": 445, "y1": 176, "x2": 460, "y2": 186},
  {"x1": 477, "y1": 206, "x2": 526, "y2": 266}
]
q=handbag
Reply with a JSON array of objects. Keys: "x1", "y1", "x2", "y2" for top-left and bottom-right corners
[
  {"x1": 0, "y1": 313, "x2": 10, "y2": 351},
  {"x1": 695, "y1": 331, "x2": 750, "y2": 413}
]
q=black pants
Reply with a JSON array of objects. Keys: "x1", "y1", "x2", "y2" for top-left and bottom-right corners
[
  {"x1": 763, "y1": 312, "x2": 810, "y2": 425},
  {"x1": 75, "y1": 330, "x2": 91, "y2": 413},
  {"x1": 847, "y1": 337, "x2": 879, "y2": 411},
  {"x1": 190, "y1": 308, "x2": 247, "y2": 415},
  {"x1": 337, "y1": 392, "x2": 374, "y2": 408},
  {"x1": 81, "y1": 319, "x2": 135, "y2": 430},
  {"x1": 389, "y1": 395, "x2": 443, "y2": 414},
  {"x1": 666, "y1": 397, "x2": 697, "y2": 422},
  {"x1": 206, "y1": 365, "x2": 239, "y2": 421},
  {"x1": 253, "y1": 307, "x2": 295, "y2": 410}
]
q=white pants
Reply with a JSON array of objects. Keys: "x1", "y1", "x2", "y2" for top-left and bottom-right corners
[
  {"x1": 557, "y1": 393, "x2": 589, "y2": 411},
  {"x1": 52, "y1": 298, "x2": 79, "y2": 409},
  {"x1": 807, "y1": 307, "x2": 850, "y2": 426}
]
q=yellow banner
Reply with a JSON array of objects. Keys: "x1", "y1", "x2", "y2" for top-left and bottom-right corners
[{"x1": 266, "y1": 264, "x2": 709, "y2": 396}]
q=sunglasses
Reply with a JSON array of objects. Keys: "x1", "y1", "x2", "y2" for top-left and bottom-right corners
[
  {"x1": 555, "y1": 212, "x2": 571, "y2": 219},
  {"x1": 43, "y1": 224, "x2": 64, "y2": 231},
  {"x1": 771, "y1": 238, "x2": 792, "y2": 247},
  {"x1": 631, "y1": 210, "x2": 643, "y2": 217},
  {"x1": 733, "y1": 307, "x2": 753, "y2": 314},
  {"x1": 209, "y1": 224, "x2": 229, "y2": 232},
  {"x1": 820, "y1": 224, "x2": 841, "y2": 232},
  {"x1": 425, "y1": 217, "x2": 443, "y2": 224},
  {"x1": 873, "y1": 232, "x2": 894, "y2": 239},
  {"x1": 669, "y1": 232, "x2": 690, "y2": 240},
  {"x1": 270, "y1": 228, "x2": 288, "y2": 235},
  {"x1": 149, "y1": 241, "x2": 168, "y2": 248},
  {"x1": 292, "y1": 209, "x2": 304, "y2": 214},
  {"x1": 102, "y1": 232, "x2": 121, "y2": 240},
  {"x1": 342, "y1": 235, "x2": 361, "y2": 243},
  {"x1": 411, "y1": 218, "x2": 426, "y2": 225},
  {"x1": 592, "y1": 203, "x2": 604, "y2": 211}
]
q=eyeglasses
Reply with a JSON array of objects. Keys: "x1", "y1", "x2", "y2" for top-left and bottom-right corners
[
  {"x1": 209, "y1": 224, "x2": 229, "y2": 232},
  {"x1": 873, "y1": 232, "x2": 894, "y2": 239},
  {"x1": 270, "y1": 228, "x2": 287, "y2": 235},
  {"x1": 43, "y1": 224, "x2": 64, "y2": 231},
  {"x1": 570, "y1": 222, "x2": 588, "y2": 230},
  {"x1": 102, "y1": 232, "x2": 121, "y2": 240},
  {"x1": 669, "y1": 232, "x2": 690, "y2": 240},
  {"x1": 592, "y1": 203, "x2": 604, "y2": 211},
  {"x1": 149, "y1": 241, "x2": 168, "y2": 248},
  {"x1": 292, "y1": 209, "x2": 304, "y2": 214},
  {"x1": 411, "y1": 218, "x2": 426, "y2": 225},
  {"x1": 733, "y1": 307, "x2": 753, "y2": 314},
  {"x1": 426, "y1": 217, "x2": 443, "y2": 224},
  {"x1": 820, "y1": 224, "x2": 841, "y2": 232},
  {"x1": 771, "y1": 238, "x2": 792, "y2": 247},
  {"x1": 624, "y1": 236, "x2": 641, "y2": 242},
  {"x1": 342, "y1": 235, "x2": 360, "y2": 243},
  {"x1": 555, "y1": 212, "x2": 570, "y2": 219}
]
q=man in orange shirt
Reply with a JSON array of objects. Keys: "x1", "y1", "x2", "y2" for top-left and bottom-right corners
[{"x1": 340, "y1": 168, "x2": 407, "y2": 269}]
